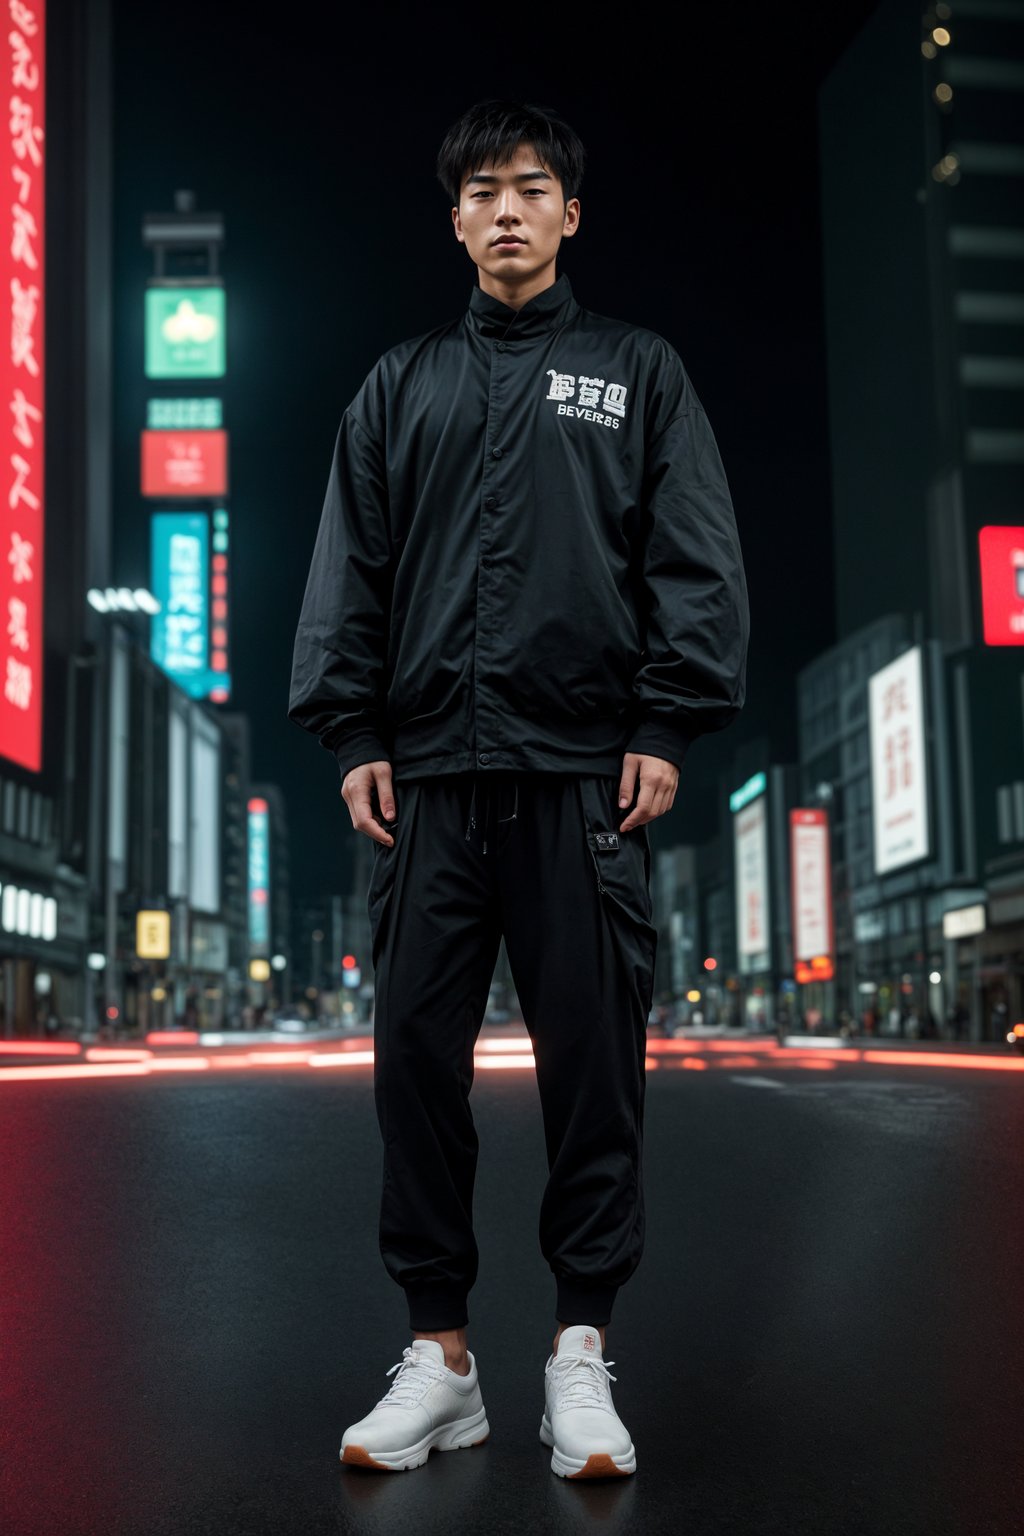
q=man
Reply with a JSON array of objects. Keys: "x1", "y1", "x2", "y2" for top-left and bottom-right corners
[{"x1": 288, "y1": 98, "x2": 750, "y2": 1479}]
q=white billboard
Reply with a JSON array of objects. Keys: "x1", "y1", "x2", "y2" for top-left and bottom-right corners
[
  {"x1": 790, "y1": 809, "x2": 833, "y2": 961},
  {"x1": 869, "y1": 646, "x2": 930, "y2": 875},
  {"x1": 735, "y1": 792, "x2": 770, "y2": 973}
]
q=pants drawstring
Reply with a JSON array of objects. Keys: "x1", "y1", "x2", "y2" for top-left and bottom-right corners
[
  {"x1": 498, "y1": 779, "x2": 519, "y2": 825},
  {"x1": 464, "y1": 775, "x2": 518, "y2": 854}
]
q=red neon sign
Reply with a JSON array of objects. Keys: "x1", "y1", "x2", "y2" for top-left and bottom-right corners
[
  {"x1": 0, "y1": 3, "x2": 45, "y2": 771},
  {"x1": 978, "y1": 526, "x2": 1024, "y2": 646},
  {"x1": 141, "y1": 429, "x2": 228, "y2": 497}
]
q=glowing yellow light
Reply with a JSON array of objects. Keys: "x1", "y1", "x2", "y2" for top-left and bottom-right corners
[
  {"x1": 942, "y1": 153, "x2": 959, "y2": 171},
  {"x1": 932, "y1": 26, "x2": 951, "y2": 44},
  {"x1": 934, "y1": 82, "x2": 953, "y2": 103},
  {"x1": 921, "y1": 39, "x2": 937, "y2": 57}
]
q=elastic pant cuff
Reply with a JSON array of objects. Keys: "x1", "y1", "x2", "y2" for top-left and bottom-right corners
[
  {"x1": 405, "y1": 1284, "x2": 470, "y2": 1332},
  {"x1": 555, "y1": 1280, "x2": 618, "y2": 1327}
]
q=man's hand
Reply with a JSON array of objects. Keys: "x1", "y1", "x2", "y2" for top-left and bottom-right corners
[
  {"x1": 617, "y1": 752, "x2": 679, "y2": 832},
  {"x1": 342, "y1": 760, "x2": 397, "y2": 847}
]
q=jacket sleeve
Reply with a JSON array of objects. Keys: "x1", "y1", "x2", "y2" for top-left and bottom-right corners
[
  {"x1": 626, "y1": 402, "x2": 750, "y2": 770},
  {"x1": 287, "y1": 407, "x2": 394, "y2": 781}
]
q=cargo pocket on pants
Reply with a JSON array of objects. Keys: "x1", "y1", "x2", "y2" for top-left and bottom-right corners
[
  {"x1": 579, "y1": 776, "x2": 655, "y2": 929},
  {"x1": 577, "y1": 775, "x2": 658, "y2": 999},
  {"x1": 366, "y1": 834, "x2": 399, "y2": 972}
]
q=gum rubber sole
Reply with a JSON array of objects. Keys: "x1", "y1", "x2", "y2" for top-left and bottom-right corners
[{"x1": 566, "y1": 1452, "x2": 632, "y2": 1479}]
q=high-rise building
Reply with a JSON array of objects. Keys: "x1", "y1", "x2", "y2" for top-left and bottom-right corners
[{"x1": 817, "y1": 0, "x2": 1024, "y2": 1038}]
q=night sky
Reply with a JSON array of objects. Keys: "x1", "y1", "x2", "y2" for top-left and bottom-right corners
[{"x1": 110, "y1": 1, "x2": 882, "y2": 902}]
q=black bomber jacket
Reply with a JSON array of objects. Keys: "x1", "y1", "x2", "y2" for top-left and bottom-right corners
[{"x1": 288, "y1": 272, "x2": 750, "y2": 782}]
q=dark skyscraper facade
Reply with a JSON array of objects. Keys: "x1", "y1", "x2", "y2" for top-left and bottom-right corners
[{"x1": 818, "y1": 0, "x2": 1024, "y2": 1037}]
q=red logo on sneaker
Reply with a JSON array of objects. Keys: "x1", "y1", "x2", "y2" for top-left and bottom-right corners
[{"x1": 583, "y1": 1333, "x2": 596, "y2": 1351}]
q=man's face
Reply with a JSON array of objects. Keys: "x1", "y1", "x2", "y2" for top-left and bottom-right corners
[{"x1": 451, "y1": 142, "x2": 579, "y2": 286}]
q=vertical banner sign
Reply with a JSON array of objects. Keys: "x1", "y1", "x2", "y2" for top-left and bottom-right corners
[
  {"x1": 0, "y1": 2, "x2": 44, "y2": 771},
  {"x1": 247, "y1": 797, "x2": 270, "y2": 952},
  {"x1": 150, "y1": 512, "x2": 210, "y2": 697},
  {"x1": 209, "y1": 508, "x2": 230, "y2": 700},
  {"x1": 790, "y1": 808, "x2": 833, "y2": 968},
  {"x1": 734, "y1": 792, "x2": 770, "y2": 974},
  {"x1": 869, "y1": 646, "x2": 930, "y2": 875}
]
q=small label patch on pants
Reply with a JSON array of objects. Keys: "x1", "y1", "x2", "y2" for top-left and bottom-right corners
[{"x1": 594, "y1": 833, "x2": 619, "y2": 851}]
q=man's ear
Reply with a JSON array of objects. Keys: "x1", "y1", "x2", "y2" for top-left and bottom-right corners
[
  {"x1": 451, "y1": 206, "x2": 466, "y2": 245},
  {"x1": 562, "y1": 197, "x2": 581, "y2": 239}
]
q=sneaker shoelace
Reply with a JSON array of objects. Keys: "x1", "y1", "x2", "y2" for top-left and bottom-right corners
[
  {"x1": 375, "y1": 1346, "x2": 450, "y2": 1409},
  {"x1": 548, "y1": 1353, "x2": 618, "y2": 1411}
]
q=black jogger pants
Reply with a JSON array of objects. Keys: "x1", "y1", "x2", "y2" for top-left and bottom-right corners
[{"x1": 365, "y1": 769, "x2": 658, "y2": 1332}]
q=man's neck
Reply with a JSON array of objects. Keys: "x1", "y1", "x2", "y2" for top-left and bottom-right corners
[{"x1": 475, "y1": 263, "x2": 559, "y2": 311}]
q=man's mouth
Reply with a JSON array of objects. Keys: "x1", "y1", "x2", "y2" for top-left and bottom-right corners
[{"x1": 492, "y1": 236, "x2": 525, "y2": 247}]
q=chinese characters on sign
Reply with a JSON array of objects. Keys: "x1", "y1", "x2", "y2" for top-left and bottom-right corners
[
  {"x1": 790, "y1": 808, "x2": 834, "y2": 982},
  {"x1": 1, "y1": 0, "x2": 44, "y2": 771},
  {"x1": 869, "y1": 646, "x2": 930, "y2": 875},
  {"x1": 150, "y1": 513, "x2": 211, "y2": 698},
  {"x1": 140, "y1": 429, "x2": 228, "y2": 497}
]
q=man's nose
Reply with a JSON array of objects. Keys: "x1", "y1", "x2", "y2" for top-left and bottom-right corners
[{"x1": 493, "y1": 190, "x2": 520, "y2": 222}]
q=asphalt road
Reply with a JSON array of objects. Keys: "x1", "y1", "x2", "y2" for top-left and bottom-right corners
[{"x1": 1, "y1": 1053, "x2": 1021, "y2": 1535}]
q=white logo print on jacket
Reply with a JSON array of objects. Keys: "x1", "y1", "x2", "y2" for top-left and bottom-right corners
[{"x1": 545, "y1": 369, "x2": 628, "y2": 429}]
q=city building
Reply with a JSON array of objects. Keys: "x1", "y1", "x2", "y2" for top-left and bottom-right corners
[{"x1": 817, "y1": 0, "x2": 1024, "y2": 1039}]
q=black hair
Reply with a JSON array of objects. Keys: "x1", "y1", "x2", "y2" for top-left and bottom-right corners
[{"x1": 436, "y1": 98, "x2": 586, "y2": 206}]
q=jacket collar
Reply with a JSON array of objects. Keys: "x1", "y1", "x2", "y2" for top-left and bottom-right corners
[{"x1": 466, "y1": 272, "x2": 578, "y2": 340}]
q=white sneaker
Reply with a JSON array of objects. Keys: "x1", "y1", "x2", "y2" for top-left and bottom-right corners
[
  {"x1": 539, "y1": 1324, "x2": 636, "y2": 1478},
  {"x1": 340, "y1": 1339, "x2": 490, "y2": 1471}
]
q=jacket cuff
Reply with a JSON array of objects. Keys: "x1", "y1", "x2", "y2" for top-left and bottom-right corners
[
  {"x1": 624, "y1": 720, "x2": 696, "y2": 772},
  {"x1": 331, "y1": 730, "x2": 392, "y2": 783}
]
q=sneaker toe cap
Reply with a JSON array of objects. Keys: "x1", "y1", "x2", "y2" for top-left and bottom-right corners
[
  {"x1": 341, "y1": 1407, "x2": 424, "y2": 1453},
  {"x1": 554, "y1": 1407, "x2": 632, "y2": 1457}
]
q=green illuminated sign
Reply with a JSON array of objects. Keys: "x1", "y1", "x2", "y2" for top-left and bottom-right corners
[
  {"x1": 145, "y1": 286, "x2": 226, "y2": 378},
  {"x1": 147, "y1": 397, "x2": 223, "y2": 429},
  {"x1": 729, "y1": 771, "x2": 766, "y2": 814}
]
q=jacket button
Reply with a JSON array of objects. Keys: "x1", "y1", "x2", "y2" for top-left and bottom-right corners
[
  {"x1": 484, "y1": 495, "x2": 496, "y2": 508},
  {"x1": 478, "y1": 752, "x2": 491, "y2": 764},
  {"x1": 495, "y1": 342, "x2": 508, "y2": 352},
  {"x1": 491, "y1": 447, "x2": 503, "y2": 459}
]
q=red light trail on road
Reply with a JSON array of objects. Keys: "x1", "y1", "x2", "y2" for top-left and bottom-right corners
[{"x1": 0, "y1": 1035, "x2": 1020, "y2": 1084}]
